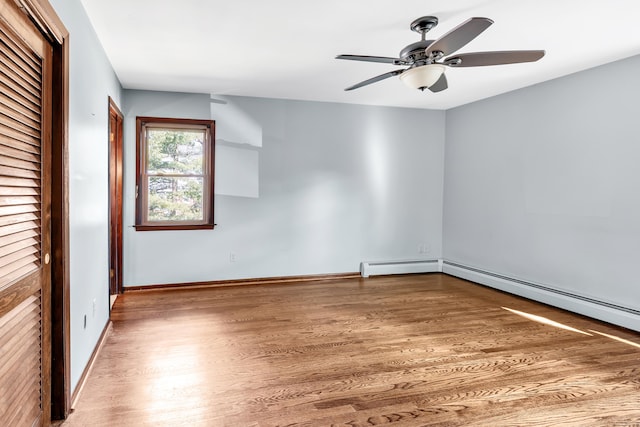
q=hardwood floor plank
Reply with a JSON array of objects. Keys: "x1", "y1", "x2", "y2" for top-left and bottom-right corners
[{"x1": 58, "y1": 274, "x2": 640, "y2": 426}]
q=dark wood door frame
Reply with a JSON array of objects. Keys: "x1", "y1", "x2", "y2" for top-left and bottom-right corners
[
  {"x1": 108, "y1": 97, "x2": 123, "y2": 296},
  {"x1": 14, "y1": 0, "x2": 71, "y2": 420},
  {"x1": 50, "y1": 26, "x2": 70, "y2": 418}
]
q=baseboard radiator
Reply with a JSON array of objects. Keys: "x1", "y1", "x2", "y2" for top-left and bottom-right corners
[
  {"x1": 360, "y1": 259, "x2": 441, "y2": 278},
  {"x1": 442, "y1": 261, "x2": 640, "y2": 332}
]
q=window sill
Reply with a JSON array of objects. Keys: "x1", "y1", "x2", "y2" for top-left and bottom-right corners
[{"x1": 134, "y1": 223, "x2": 215, "y2": 231}]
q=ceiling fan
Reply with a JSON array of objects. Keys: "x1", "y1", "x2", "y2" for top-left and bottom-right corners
[{"x1": 337, "y1": 16, "x2": 545, "y2": 92}]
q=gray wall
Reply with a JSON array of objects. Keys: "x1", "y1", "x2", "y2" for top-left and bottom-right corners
[
  {"x1": 50, "y1": 0, "x2": 123, "y2": 392},
  {"x1": 443, "y1": 54, "x2": 640, "y2": 313},
  {"x1": 123, "y1": 92, "x2": 445, "y2": 286}
]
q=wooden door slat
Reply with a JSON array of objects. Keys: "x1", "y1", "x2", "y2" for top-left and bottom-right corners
[
  {"x1": 0, "y1": 154, "x2": 40, "y2": 172},
  {"x1": 0, "y1": 103, "x2": 41, "y2": 133},
  {"x1": 0, "y1": 353, "x2": 40, "y2": 412},
  {"x1": 0, "y1": 228, "x2": 38, "y2": 247},
  {"x1": 0, "y1": 92, "x2": 40, "y2": 126},
  {"x1": 0, "y1": 237, "x2": 39, "y2": 259},
  {"x1": 0, "y1": 256, "x2": 39, "y2": 287},
  {"x1": 6, "y1": 387, "x2": 42, "y2": 427},
  {"x1": 0, "y1": 347, "x2": 40, "y2": 388},
  {"x1": 0, "y1": 25, "x2": 42, "y2": 75},
  {"x1": 0, "y1": 204, "x2": 38, "y2": 219},
  {"x1": 0, "y1": 306, "x2": 39, "y2": 356},
  {"x1": 0, "y1": 77, "x2": 40, "y2": 109},
  {"x1": 0, "y1": 60, "x2": 40, "y2": 99},
  {"x1": 0, "y1": 322, "x2": 40, "y2": 368},
  {"x1": 0, "y1": 322, "x2": 39, "y2": 368},
  {"x1": 0, "y1": 195, "x2": 39, "y2": 206},
  {"x1": 0, "y1": 134, "x2": 41, "y2": 155},
  {"x1": 0, "y1": 113, "x2": 40, "y2": 142},
  {"x1": 0, "y1": 250, "x2": 38, "y2": 274},
  {"x1": 3, "y1": 378, "x2": 41, "y2": 427},
  {"x1": 0, "y1": 186, "x2": 39, "y2": 197},
  {"x1": 0, "y1": 78, "x2": 40, "y2": 115},
  {"x1": 0, "y1": 176, "x2": 39, "y2": 188},
  {"x1": 0, "y1": 348, "x2": 40, "y2": 396},
  {"x1": 9, "y1": 390, "x2": 42, "y2": 427},
  {"x1": 0, "y1": 211, "x2": 39, "y2": 227},
  {"x1": 0, "y1": 140, "x2": 40, "y2": 163},
  {"x1": 0, "y1": 220, "x2": 40, "y2": 238},
  {"x1": 0, "y1": 246, "x2": 38, "y2": 269},
  {"x1": 0, "y1": 93, "x2": 40, "y2": 135},
  {"x1": 0, "y1": 165, "x2": 39, "y2": 179},
  {"x1": 3, "y1": 371, "x2": 41, "y2": 426},
  {"x1": 0, "y1": 297, "x2": 38, "y2": 339},
  {"x1": 0, "y1": 303, "x2": 39, "y2": 344},
  {"x1": 0, "y1": 189, "x2": 39, "y2": 200},
  {"x1": 0, "y1": 39, "x2": 42, "y2": 86}
]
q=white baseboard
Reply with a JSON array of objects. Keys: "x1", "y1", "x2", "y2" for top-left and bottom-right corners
[
  {"x1": 442, "y1": 261, "x2": 640, "y2": 332},
  {"x1": 360, "y1": 259, "x2": 441, "y2": 278}
]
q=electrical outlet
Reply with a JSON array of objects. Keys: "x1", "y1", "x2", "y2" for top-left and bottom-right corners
[
  {"x1": 418, "y1": 243, "x2": 431, "y2": 254},
  {"x1": 92, "y1": 299, "x2": 96, "y2": 317},
  {"x1": 229, "y1": 252, "x2": 237, "y2": 263}
]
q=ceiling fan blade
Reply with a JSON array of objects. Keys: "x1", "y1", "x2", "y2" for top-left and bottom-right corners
[
  {"x1": 345, "y1": 69, "x2": 404, "y2": 91},
  {"x1": 428, "y1": 73, "x2": 448, "y2": 93},
  {"x1": 426, "y1": 17, "x2": 493, "y2": 57},
  {"x1": 336, "y1": 54, "x2": 401, "y2": 64},
  {"x1": 445, "y1": 50, "x2": 545, "y2": 67}
]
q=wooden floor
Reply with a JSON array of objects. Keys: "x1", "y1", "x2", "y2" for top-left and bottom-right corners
[{"x1": 60, "y1": 274, "x2": 640, "y2": 426}]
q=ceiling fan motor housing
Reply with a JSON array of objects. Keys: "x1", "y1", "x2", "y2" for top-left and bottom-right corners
[
  {"x1": 400, "y1": 40, "x2": 437, "y2": 64},
  {"x1": 402, "y1": 16, "x2": 441, "y2": 64}
]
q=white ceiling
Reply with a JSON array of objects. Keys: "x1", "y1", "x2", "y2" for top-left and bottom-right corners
[{"x1": 80, "y1": 0, "x2": 640, "y2": 110}]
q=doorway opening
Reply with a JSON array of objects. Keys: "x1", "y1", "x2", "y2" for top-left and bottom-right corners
[{"x1": 108, "y1": 97, "x2": 124, "y2": 306}]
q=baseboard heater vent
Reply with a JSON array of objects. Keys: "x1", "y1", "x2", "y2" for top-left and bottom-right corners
[
  {"x1": 442, "y1": 260, "x2": 640, "y2": 332},
  {"x1": 360, "y1": 259, "x2": 441, "y2": 278}
]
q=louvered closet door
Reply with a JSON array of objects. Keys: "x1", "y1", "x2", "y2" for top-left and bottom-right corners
[{"x1": 0, "y1": 1, "x2": 52, "y2": 426}]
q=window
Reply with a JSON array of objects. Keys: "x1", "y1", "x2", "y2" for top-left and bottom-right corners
[{"x1": 135, "y1": 117, "x2": 215, "y2": 230}]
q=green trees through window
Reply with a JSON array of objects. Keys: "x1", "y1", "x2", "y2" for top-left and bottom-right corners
[
  {"x1": 136, "y1": 117, "x2": 215, "y2": 230},
  {"x1": 147, "y1": 129, "x2": 204, "y2": 221}
]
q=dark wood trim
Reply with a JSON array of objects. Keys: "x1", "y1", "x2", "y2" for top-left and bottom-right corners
[
  {"x1": 134, "y1": 223, "x2": 215, "y2": 231},
  {"x1": 124, "y1": 272, "x2": 362, "y2": 293},
  {"x1": 50, "y1": 33, "x2": 71, "y2": 419},
  {"x1": 108, "y1": 97, "x2": 124, "y2": 295},
  {"x1": 134, "y1": 117, "x2": 142, "y2": 226},
  {"x1": 14, "y1": 0, "x2": 65, "y2": 43},
  {"x1": 108, "y1": 95, "x2": 122, "y2": 117},
  {"x1": 70, "y1": 320, "x2": 112, "y2": 409},
  {"x1": 135, "y1": 116, "x2": 215, "y2": 231},
  {"x1": 17, "y1": 0, "x2": 71, "y2": 421},
  {"x1": 136, "y1": 116, "x2": 215, "y2": 126},
  {"x1": 40, "y1": 36, "x2": 53, "y2": 427}
]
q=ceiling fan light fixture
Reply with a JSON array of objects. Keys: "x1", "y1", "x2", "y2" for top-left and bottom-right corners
[{"x1": 400, "y1": 64, "x2": 445, "y2": 91}]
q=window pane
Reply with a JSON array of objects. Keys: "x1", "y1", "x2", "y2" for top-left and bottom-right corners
[
  {"x1": 148, "y1": 176, "x2": 204, "y2": 221},
  {"x1": 135, "y1": 117, "x2": 215, "y2": 231},
  {"x1": 147, "y1": 128, "x2": 204, "y2": 175}
]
